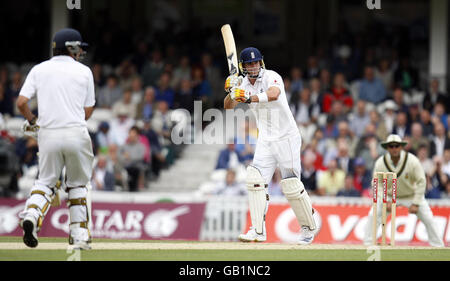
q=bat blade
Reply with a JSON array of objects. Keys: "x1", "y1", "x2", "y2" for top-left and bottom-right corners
[{"x1": 221, "y1": 24, "x2": 239, "y2": 76}]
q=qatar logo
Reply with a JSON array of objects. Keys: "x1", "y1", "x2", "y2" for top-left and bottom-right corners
[{"x1": 143, "y1": 205, "x2": 190, "y2": 238}]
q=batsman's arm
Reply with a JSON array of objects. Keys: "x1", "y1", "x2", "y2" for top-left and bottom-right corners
[
  {"x1": 16, "y1": 96, "x2": 36, "y2": 123},
  {"x1": 249, "y1": 86, "x2": 281, "y2": 103},
  {"x1": 85, "y1": 106, "x2": 94, "y2": 121}
]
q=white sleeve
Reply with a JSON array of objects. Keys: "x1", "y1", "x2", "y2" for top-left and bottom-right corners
[
  {"x1": 85, "y1": 69, "x2": 96, "y2": 107},
  {"x1": 267, "y1": 72, "x2": 283, "y2": 90},
  {"x1": 18, "y1": 67, "x2": 37, "y2": 99}
]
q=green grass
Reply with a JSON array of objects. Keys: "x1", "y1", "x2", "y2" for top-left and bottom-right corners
[{"x1": 1, "y1": 236, "x2": 449, "y2": 261}]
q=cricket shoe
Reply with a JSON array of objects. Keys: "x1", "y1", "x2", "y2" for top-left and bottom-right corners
[
  {"x1": 21, "y1": 216, "x2": 38, "y2": 248},
  {"x1": 298, "y1": 209, "x2": 321, "y2": 245},
  {"x1": 69, "y1": 239, "x2": 92, "y2": 250},
  {"x1": 69, "y1": 226, "x2": 92, "y2": 250},
  {"x1": 238, "y1": 227, "x2": 267, "y2": 242}
]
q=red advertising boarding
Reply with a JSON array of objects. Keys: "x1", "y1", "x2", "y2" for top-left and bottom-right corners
[
  {"x1": 0, "y1": 199, "x2": 206, "y2": 240},
  {"x1": 245, "y1": 204, "x2": 450, "y2": 246}
]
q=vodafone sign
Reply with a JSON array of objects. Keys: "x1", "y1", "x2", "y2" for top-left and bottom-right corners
[{"x1": 246, "y1": 204, "x2": 450, "y2": 246}]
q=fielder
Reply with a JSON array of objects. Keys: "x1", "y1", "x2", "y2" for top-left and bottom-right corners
[
  {"x1": 224, "y1": 47, "x2": 319, "y2": 244},
  {"x1": 363, "y1": 134, "x2": 444, "y2": 247},
  {"x1": 16, "y1": 28, "x2": 95, "y2": 250}
]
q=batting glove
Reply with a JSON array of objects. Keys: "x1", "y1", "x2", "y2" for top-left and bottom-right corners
[
  {"x1": 224, "y1": 75, "x2": 243, "y2": 93},
  {"x1": 22, "y1": 118, "x2": 39, "y2": 139},
  {"x1": 230, "y1": 87, "x2": 251, "y2": 103}
]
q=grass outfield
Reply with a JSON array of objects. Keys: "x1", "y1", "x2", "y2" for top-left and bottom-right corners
[{"x1": 0, "y1": 236, "x2": 449, "y2": 261}]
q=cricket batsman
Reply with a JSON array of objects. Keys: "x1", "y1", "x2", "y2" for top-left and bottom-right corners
[
  {"x1": 363, "y1": 134, "x2": 444, "y2": 247},
  {"x1": 224, "y1": 47, "x2": 319, "y2": 244},
  {"x1": 16, "y1": 28, "x2": 95, "y2": 250}
]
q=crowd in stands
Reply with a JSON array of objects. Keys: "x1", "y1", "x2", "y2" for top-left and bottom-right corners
[{"x1": 1, "y1": 26, "x2": 450, "y2": 200}]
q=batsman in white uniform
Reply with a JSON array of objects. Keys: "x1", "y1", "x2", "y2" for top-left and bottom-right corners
[
  {"x1": 224, "y1": 47, "x2": 319, "y2": 244},
  {"x1": 363, "y1": 134, "x2": 444, "y2": 247},
  {"x1": 17, "y1": 28, "x2": 95, "y2": 249}
]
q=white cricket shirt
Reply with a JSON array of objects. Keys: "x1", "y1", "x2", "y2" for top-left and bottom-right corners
[
  {"x1": 19, "y1": 56, "x2": 96, "y2": 129},
  {"x1": 241, "y1": 69, "x2": 299, "y2": 141}
]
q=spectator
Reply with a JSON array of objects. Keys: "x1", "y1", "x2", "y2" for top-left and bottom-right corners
[
  {"x1": 174, "y1": 78, "x2": 194, "y2": 113},
  {"x1": 155, "y1": 72, "x2": 175, "y2": 109},
  {"x1": 443, "y1": 148, "x2": 450, "y2": 176},
  {"x1": 97, "y1": 74, "x2": 123, "y2": 109},
  {"x1": 131, "y1": 40, "x2": 149, "y2": 74},
  {"x1": 109, "y1": 107, "x2": 135, "y2": 146},
  {"x1": 112, "y1": 88, "x2": 137, "y2": 119},
  {"x1": 432, "y1": 102, "x2": 448, "y2": 130},
  {"x1": 8, "y1": 71, "x2": 23, "y2": 98},
  {"x1": 319, "y1": 68, "x2": 331, "y2": 92},
  {"x1": 322, "y1": 115, "x2": 339, "y2": 139},
  {"x1": 420, "y1": 109, "x2": 434, "y2": 137},
  {"x1": 394, "y1": 57, "x2": 419, "y2": 91},
  {"x1": 301, "y1": 149, "x2": 319, "y2": 194},
  {"x1": 405, "y1": 122, "x2": 429, "y2": 154},
  {"x1": 91, "y1": 154, "x2": 115, "y2": 191},
  {"x1": 354, "y1": 124, "x2": 383, "y2": 171},
  {"x1": 130, "y1": 76, "x2": 144, "y2": 105},
  {"x1": 369, "y1": 109, "x2": 388, "y2": 142},
  {"x1": 392, "y1": 111, "x2": 411, "y2": 139},
  {"x1": 95, "y1": 121, "x2": 113, "y2": 154},
  {"x1": 151, "y1": 100, "x2": 173, "y2": 147},
  {"x1": 322, "y1": 72, "x2": 353, "y2": 113},
  {"x1": 418, "y1": 144, "x2": 441, "y2": 198},
  {"x1": 214, "y1": 169, "x2": 246, "y2": 196},
  {"x1": 0, "y1": 83, "x2": 14, "y2": 117},
  {"x1": 381, "y1": 100, "x2": 397, "y2": 135},
  {"x1": 289, "y1": 66, "x2": 304, "y2": 95},
  {"x1": 352, "y1": 157, "x2": 372, "y2": 196},
  {"x1": 331, "y1": 45, "x2": 357, "y2": 81},
  {"x1": 141, "y1": 119, "x2": 166, "y2": 178},
  {"x1": 329, "y1": 99, "x2": 348, "y2": 123},
  {"x1": 407, "y1": 104, "x2": 421, "y2": 124},
  {"x1": 215, "y1": 143, "x2": 242, "y2": 170},
  {"x1": 291, "y1": 88, "x2": 320, "y2": 143},
  {"x1": 423, "y1": 78, "x2": 449, "y2": 113},
  {"x1": 305, "y1": 55, "x2": 320, "y2": 79},
  {"x1": 317, "y1": 158, "x2": 345, "y2": 196},
  {"x1": 358, "y1": 65, "x2": 387, "y2": 105},
  {"x1": 191, "y1": 66, "x2": 212, "y2": 108},
  {"x1": 117, "y1": 59, "x2": 138, "y2": 91},
  {"x1": 392, "y1": 88, "x2": 409, "y2": 113},
  {"x1": 170, "y1": 55, "x2": 191, "y2": 90},
  {"x1": 441, "y1": 181, "x2": 450, "y2": 199},
  {"x1": 284, "y1": 77, "x2": 292, "y2": 103},
  {"x1": 349, "y1": 100, "x2": 371, "y2": 137},
  {"x1": 137, "y1": 86, "x2": 156, "y2": 120},
  {"x1": 309, "y1": 77, "x2": 324, "y2": 107},
  {"x1": 14, "y1": 136, "x2": 38, "y2": 172},
  {"x1": 92, "y1": 63, "x2": 105, "y2": 91},
  {"x1": 141, "y1": 49, "x2": 165, "y2": 87},
  {"x1": 429, "y1": 155, "x2": 448, "y2": 196},
  {"x1": 118, "y1": 126, "x2": 147, "y2": 191},
  {"x1": 374, "y1": 58, "x2": 394, "y2": 95},
  {"x1": 429, "y1": 121, "x2": 450, "y2": 158},
  {"x1": 201, "y1": 52, "x2": 223, "y2": 108},
  {"x1": 337, "y1": 174, "x2": 361, "y2": 197}
]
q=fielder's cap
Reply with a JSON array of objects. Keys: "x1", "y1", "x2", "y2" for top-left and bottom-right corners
[
  {"x1": 52, "y1": 28, "x2": 88, "y2": 49},
  {"x1": 381, "y1": 134, "x2": 408, "y2": 149}
]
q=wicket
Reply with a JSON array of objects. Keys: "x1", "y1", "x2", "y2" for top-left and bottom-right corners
[{"x1": 372, "y1": 172, "x2": 397, "y2": 246}]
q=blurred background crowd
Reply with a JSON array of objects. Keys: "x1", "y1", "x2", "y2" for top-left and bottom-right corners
[{"x1": 0, "y1": 0, "x2": 449, "y2": 200}]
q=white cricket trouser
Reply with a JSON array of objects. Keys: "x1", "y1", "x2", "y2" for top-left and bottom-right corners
[
  {"x1": 20, "y1": 126, "x2": 94, "y2": 236},
  {"x1": 252, "y1": 132, "x2": 302, "y2": 184},
  {"x1": 363, "y1": 197, "x2": 444, "y2": 247}
]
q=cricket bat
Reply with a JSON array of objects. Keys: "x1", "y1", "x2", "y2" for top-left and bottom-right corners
[{"x1": 221, "y1": 24, "x2": 239, "y2": 76}]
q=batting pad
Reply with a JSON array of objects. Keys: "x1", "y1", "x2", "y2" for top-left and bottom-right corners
[
  {"x1": 281, "y1": 177, "x2": 316, "y2": 230},
  {"x1": 246, "y1": 166, "x2": 269, "y2": 235}
]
